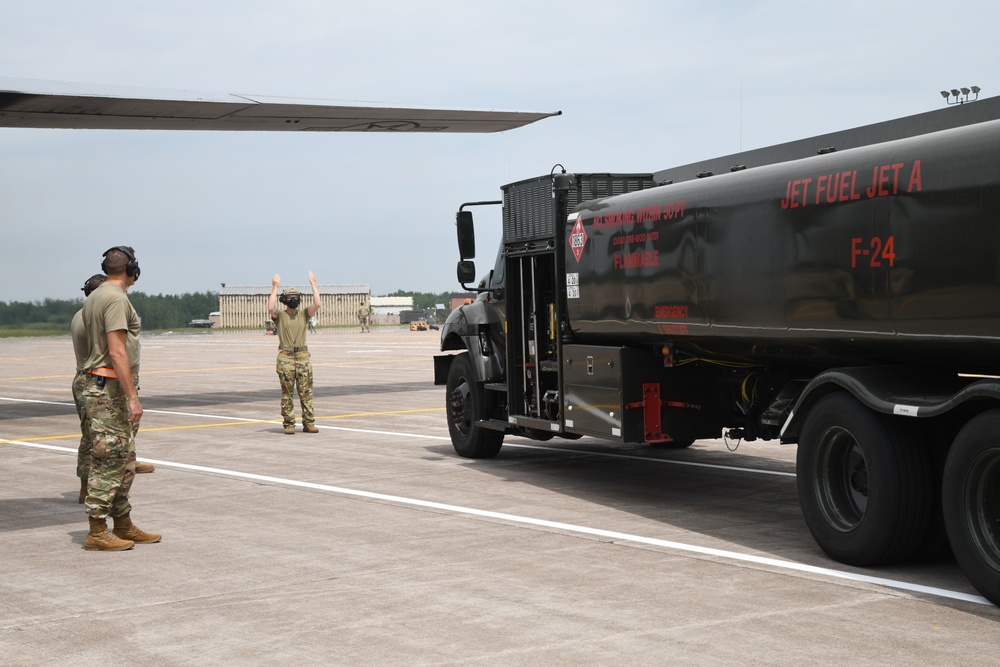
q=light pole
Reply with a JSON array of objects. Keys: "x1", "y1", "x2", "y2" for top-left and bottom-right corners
[{"x1": 941, "y1": 86, "x2": 981, "y2": 105}]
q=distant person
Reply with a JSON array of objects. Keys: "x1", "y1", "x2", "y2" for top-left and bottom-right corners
[
  {"x1": 71, "y1": 274, "x2": 154, "y2": 504},
  {"x1": 358, "y1": 300, "x2": 370, "y2": 333},
  {"x1": 308, "y1": 314, "x2": 318, "y2": 334},
  {"x1": 80, "y1": 246, "x2": 160, "y2": 551},
  {"x1": 269, "y1": 271, "x2": 322, "y2": 434}
]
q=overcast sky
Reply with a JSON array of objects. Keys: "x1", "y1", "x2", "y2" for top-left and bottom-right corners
[{"x1": 1, "y1": 1, "x2": 997, "y2": 302}]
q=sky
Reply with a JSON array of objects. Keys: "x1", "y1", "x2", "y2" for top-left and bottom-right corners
[{"x1": 1, "y1": 0, "x2": 998, "y2": 302}]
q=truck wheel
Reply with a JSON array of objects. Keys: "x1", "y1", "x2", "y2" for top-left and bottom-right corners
[
  {"x1": 446, "y1": 353, "x2": 503, "y2": 459},
  {"x1": 942, "y1": 410, "x2": 1000, "y2": 606},
  {"x1": 797, "y1": 393, "x2": 931, "y2": 566}
]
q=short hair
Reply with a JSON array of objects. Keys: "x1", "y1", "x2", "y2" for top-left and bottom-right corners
[
  {"x1": 81, "y1": 274, "x2": 107, "y2": 297},
  {"x1": 100, "y1": 246, "x2": 135, "y2": 275}
]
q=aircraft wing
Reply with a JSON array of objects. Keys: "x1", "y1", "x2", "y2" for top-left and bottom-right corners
[{"x1": 0, "y1": 78, "x2": 560, "y2": 133}]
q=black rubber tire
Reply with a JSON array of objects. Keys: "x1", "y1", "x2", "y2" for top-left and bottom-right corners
[
  {"x1": 941, "y1": 410, "x2": 1000, "y2": 606},
  {"x1": 796, "y1": 393, "x2": 932, "y2": 566},
  {"x1": 445, "y1": 353, "x2": 503, "y2": 459}
]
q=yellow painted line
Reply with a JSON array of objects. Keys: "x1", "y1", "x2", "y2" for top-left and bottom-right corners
[
  {"x1": 0, "y1": 433, "x2": 83, "y2": 443},
  {"x1": 137, "y1": 407, "x2": 445, "y2": 432},
  {"x1": 0, "y1": 355, "x2": 69, "y2": 361},
  {"x1": 0, "y1": 407, "x2": 445, "y2": 444},
  {"x1": 146, "y1": 358, "x2": 426, "y2": 375},
  {"x1": 0, "y1": 358, "x2": 428, "y2": 382},
  {"x1": 317, "y1": 407, "x2": 444, "y2": 419},
  {"x1": 0, "y1": 420, "x2": 276, "y2": 444},
  {"x1": 138, "y1": 420, "x2": 277, "y2": 433}
]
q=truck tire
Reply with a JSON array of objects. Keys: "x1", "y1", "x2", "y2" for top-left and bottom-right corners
[
  {"x1": 941, "y1": 410, "x2": 1000, "y2": 606},
  {"x1": 797, "y1": 393, "x2": 932, "y2": 566},
  {"x1": 446, "y1": 353, "x2": 503, "y2": 459}
]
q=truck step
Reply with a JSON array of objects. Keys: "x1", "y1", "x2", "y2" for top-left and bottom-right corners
[
  {"x1": 477, "y1": 419, "x2": 512, "y2": 433},
  {"x1": 484, "y1": 382, "x2": 508, "y2": 392}
]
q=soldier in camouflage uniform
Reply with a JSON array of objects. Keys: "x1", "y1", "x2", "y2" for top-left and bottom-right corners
[
  {"x1": 80, "y1": 246, "x2": 161, "y2": 551},
  {"x1": 269, "y1": 271, "x2": 322, "y2": 434},
  {"x1": 358, "y1": 300, "x2": 370, "y2": 332},
  {"x1": 72, "y1": 273, "x2": 153, "y2": 504}
]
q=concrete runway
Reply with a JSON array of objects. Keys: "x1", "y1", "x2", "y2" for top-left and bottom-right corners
[{"x1": 2, "y1": 328, "x2": 998, "y2": 665}]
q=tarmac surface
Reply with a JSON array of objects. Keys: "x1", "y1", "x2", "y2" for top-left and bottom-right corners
[{"x1": 1, "y1": 327, "x2": 998, "y2": 665}]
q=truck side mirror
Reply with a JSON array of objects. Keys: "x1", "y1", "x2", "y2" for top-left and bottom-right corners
[
  {"x1": 457, "y1": 260, "x2": 477, "y2": 285},
  {"x1": 456, "y1": 210, "x2": 476, "y2": 260}
]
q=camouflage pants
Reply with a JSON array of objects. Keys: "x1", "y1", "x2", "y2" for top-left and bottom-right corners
[
  {"x1": 81, "y1": 375, "x2": 138, "y2": 519},
  {"x1": 277, "y1": 350, "x2": 314, "y2": 426},
  {"x1": 71, "y1": 371, "x2": 94, "y2": 480}
]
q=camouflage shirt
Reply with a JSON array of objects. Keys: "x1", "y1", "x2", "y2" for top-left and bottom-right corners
[{"x1": 274, "y1": 309, "x2": 308, "y2": 348}]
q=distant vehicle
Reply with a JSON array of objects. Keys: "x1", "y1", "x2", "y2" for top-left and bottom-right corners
[
  {"x1": 409, "y1": 321, "x2": 429, "y2": 331},
  {"x1": 188, "y1": 319, "x2": 213, "y2": 328}
]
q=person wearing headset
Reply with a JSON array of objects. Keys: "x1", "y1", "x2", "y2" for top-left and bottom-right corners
[
  {"x1": 71, "y1": 273, "x2": 155, "y2": 505},
  {"x1": 79, "y1": 246, "x2": 160, "y2": 551},
  {"x1": 268, "y1": 271, "x2": 322, "y2": 434}
]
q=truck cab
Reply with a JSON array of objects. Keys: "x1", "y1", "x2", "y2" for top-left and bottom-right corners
[{"x1": 436, "y1": 172, "x2": 697, "y2": 456}]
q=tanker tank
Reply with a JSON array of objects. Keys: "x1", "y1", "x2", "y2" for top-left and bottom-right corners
[{"x1": 565, "y1": 118, "x2": 1000, "y2": 374}]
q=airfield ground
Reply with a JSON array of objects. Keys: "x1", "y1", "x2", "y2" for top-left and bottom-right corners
[{"x1": 1, "y1": 328, "x2": 998, "y2": 665}]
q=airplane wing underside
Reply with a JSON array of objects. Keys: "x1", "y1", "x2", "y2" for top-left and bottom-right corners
[{"x1": 0, "y1": 78, "x2": 560, "y2": 133}]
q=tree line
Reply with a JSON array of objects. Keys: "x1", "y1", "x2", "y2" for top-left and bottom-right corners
[
  {"x1": 0, "y1": 292, "x2": 219, "y2": 332},
  {"x1": 386, "y1": 290, "x2": 452, "y2": 311},
  {"x1": 0, "y1": 290, "x2": 454, "y2": 334}
]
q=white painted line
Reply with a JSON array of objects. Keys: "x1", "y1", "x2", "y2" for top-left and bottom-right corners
[
  {"x1": 506, "y1": 442, "x2": 796, "y2": 477},
  {"x1": 3, "y1": 437, "x2": 990, "y2": 606},
  {"x1": 0, "y1": 397, "x2": 794, "y2": 476}
]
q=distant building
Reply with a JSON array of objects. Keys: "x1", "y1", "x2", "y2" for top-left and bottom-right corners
[
  {"x1": 370, "y1": 296, "x2": 413, "y2": 326},
  {"x1": 449, "y1": 292, "x2": 476, "y2": 311},
  {"x1": 218, "y1": 284, "x2": 370, "y2": 329}
]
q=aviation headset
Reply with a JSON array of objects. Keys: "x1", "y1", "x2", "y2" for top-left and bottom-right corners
[
  {"x1": 278, "y1": 288, "x2": 301, "y2": 307},
  {"x1": 101, "y1": 246, "x2": 141, "y2": 281}
]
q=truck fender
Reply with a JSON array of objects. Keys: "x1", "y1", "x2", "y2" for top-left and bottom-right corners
[
  {"x1": 779, "y1": 366, "x2": 1000, "y2": 443},
  {"x1": 434, "y1": 341, "x2": 491, "y2": 386},
  {"x1": 437, "y1": 296, "x2": 500, "y2": 385}
]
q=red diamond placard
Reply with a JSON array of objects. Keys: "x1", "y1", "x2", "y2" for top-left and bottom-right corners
[{"x1": 569, "y1": 217, "x2": 587, "y2": 262}]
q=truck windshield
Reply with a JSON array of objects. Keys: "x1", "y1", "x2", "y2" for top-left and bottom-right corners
[{"x1": 491, "y1": 244, "x2": 505, "y2": 288}]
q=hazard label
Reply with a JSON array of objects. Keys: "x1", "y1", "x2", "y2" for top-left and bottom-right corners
[{"x1": 569, "y1": 217, "x2": 587, "y2": 262}]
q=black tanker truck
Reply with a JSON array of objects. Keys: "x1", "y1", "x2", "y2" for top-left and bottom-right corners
[{"x1": 434, "y1": 98, "x2": 1000, "y2": 606}]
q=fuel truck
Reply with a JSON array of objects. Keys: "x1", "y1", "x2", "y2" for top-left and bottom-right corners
[{"x1": 434, "y1": 98, "x2": 1000, "y2": 606}]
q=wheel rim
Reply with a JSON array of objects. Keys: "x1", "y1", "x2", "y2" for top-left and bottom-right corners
[
  {"x1": 814, "y1": 426, "x2": 869, "y2": 532},
  {"x1": 448, "y1": 377, "x2": 474, "y2": 438},
  {"x1": 964, "y1": 446, "x2": 1000, "y2": 572}
]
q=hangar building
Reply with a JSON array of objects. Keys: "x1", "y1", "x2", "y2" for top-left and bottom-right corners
[
  {"x1": 218, "y1": 284, "x2": 370, "y2": 329},
  {"x1": 369, "y1": 295, "x2": 413, "y2": 326}
]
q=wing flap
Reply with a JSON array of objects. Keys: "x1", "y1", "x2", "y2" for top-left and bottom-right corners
[{"x1": 0, "y1": 79, "x2": 560, "y2": 133}]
